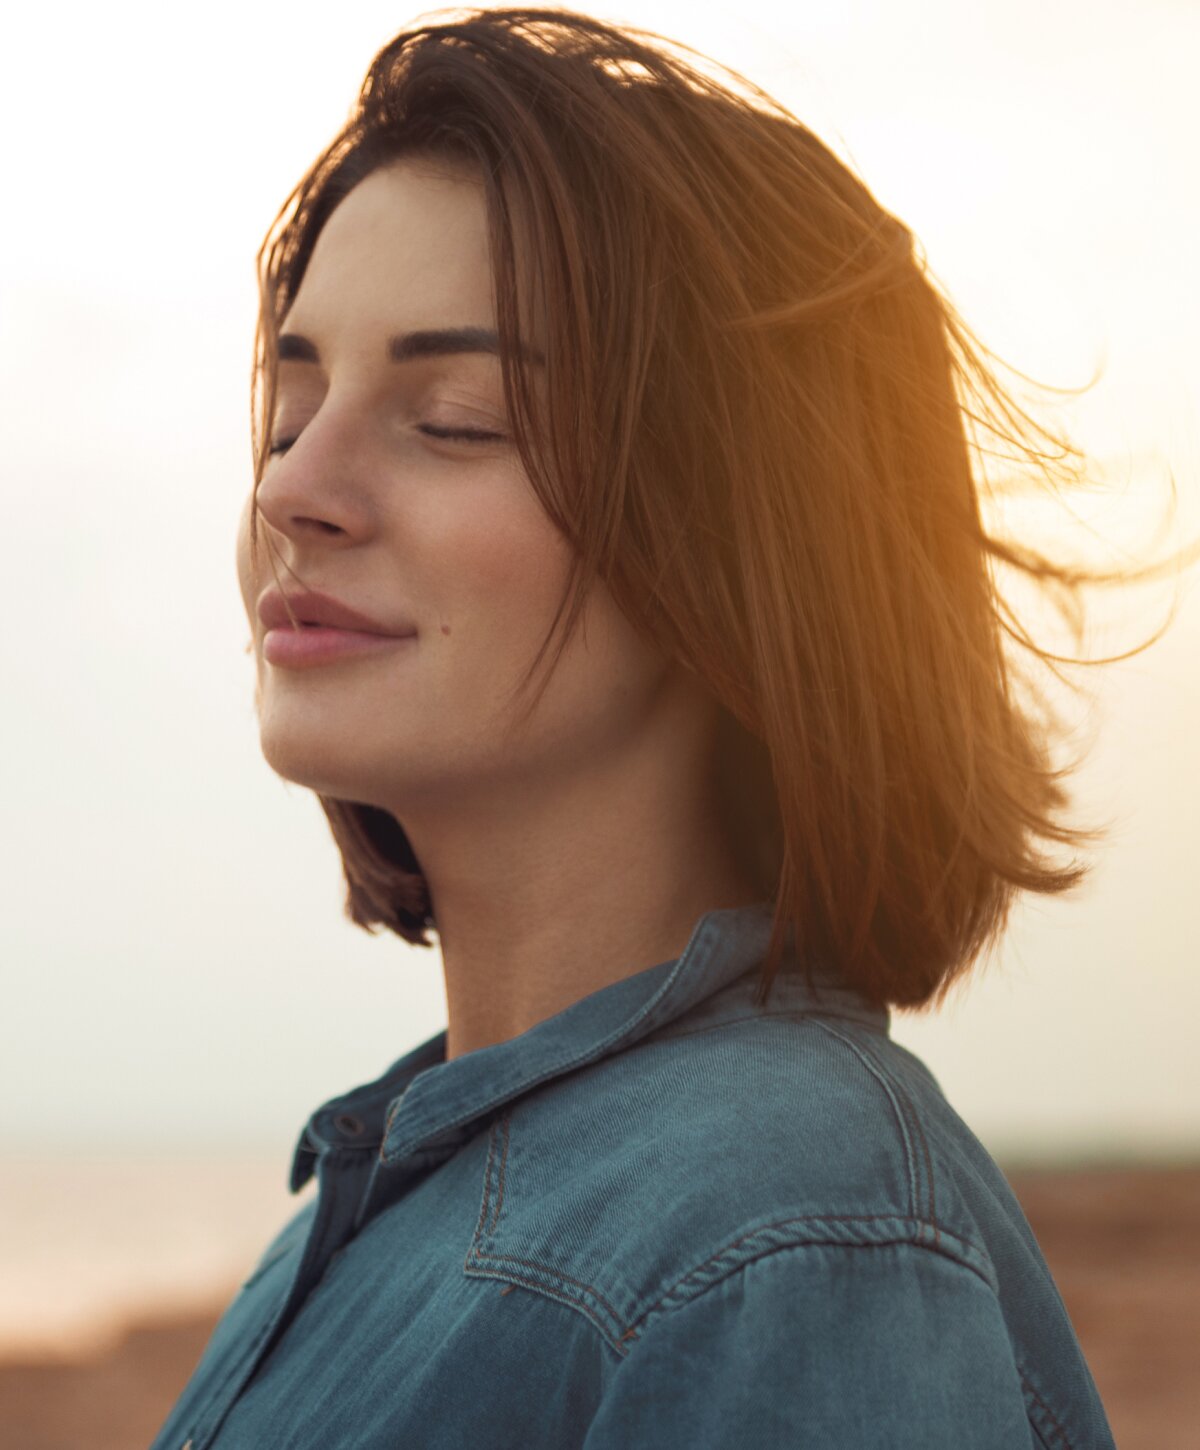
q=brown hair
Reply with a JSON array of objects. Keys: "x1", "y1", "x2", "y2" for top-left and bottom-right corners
[{"x1": 247, "y1": 6, "x2": 1196, "y2": 1014}]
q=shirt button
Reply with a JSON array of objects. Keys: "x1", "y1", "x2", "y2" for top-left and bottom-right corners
[{"x1": 333, "y1": 1113, "x2": 365, "y2": 1137}]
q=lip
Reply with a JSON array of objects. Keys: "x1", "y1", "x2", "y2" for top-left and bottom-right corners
[
  {"x1": 262, "y1": 626, "x2": 418, "y2": 669},
  {"x1": 256, "y1": 586, "x2": 417, "y2": 637}
]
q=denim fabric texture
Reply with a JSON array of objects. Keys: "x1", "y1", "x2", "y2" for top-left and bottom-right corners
[{"x1": 150, "y1": 901, "x2": 1117, "y2": 1449}]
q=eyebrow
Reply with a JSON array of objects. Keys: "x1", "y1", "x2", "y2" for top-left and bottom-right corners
[{"x1": 277, "y1": 326, "x2": 545, "y2": 367}]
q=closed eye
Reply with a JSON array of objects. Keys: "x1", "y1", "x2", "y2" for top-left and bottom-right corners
[
  {"x1": 267, "y1": 425, "x2": 506, "y2": 457},
  {"x1": 418, "y1": 424, "x2": 507, "y2": 444}
]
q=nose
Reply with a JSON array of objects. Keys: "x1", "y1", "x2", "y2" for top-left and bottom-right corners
[{"x1": 252, "y1": 400, "x2": 373, "y2": 548}]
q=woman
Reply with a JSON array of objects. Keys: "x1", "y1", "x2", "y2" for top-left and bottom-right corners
[{"x1": 151, "y1": 8, "x2": 1158, "y2": 1446}]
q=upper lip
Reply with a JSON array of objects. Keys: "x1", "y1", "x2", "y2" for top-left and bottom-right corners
[{"x1": 257, "y1": 587, "x2": 417, "y2": 637}]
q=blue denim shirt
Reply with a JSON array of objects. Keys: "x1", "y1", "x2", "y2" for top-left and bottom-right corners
[{"x1": 151, "y1": 902, "x2": 1116, "y2": 1449}]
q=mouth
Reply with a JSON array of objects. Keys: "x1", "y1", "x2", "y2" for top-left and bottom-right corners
[
  {"x1": 294, "y1": 620, "x2": 382, "y2": 633},
  {"x1": 290, "y1": 621, "x2": 409, "y2": 637}
]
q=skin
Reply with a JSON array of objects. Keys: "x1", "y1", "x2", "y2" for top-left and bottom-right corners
[{"x1": 236, "y1": 155, "x2": 762, "y2": 1062}]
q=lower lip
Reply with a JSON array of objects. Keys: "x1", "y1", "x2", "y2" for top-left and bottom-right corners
[{"x1": 262, "y1": 627, "x2": 418, "y2": 668}]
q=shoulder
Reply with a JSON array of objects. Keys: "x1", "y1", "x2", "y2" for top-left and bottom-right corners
[{"x1": 480, "y1": 1008, "x2": 1001, "y2": 1346}]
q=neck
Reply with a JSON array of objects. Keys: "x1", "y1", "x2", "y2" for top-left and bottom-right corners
[{"x1": 393, "y1": 706, "x2": 763, "y2": 1062}]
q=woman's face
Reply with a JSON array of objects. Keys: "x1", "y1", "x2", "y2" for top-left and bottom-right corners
[{"x1": 236, "y1": 156, "x2": 682, "y2": 818}]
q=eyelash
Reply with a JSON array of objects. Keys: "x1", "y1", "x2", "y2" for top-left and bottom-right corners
[{"x1": 267, "y1": 424, "x2": 506, "y2": 456}]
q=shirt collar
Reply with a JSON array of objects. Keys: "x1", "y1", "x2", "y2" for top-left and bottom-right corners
[{"x1": 290, "y1": 900, "x2": 889, "y2": 1192}]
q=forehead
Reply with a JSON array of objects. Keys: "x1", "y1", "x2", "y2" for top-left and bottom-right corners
[{"x1": 285, "y1": 157, "x2": 496, "y2": 338}]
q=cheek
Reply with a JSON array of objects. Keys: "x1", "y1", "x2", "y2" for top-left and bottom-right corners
[
  {"x1": 442, "y1": 495, "x2": 666, "y2": 722},
  {"x1": 447, "y1": 498, "x2": 573, "y2": 640}
]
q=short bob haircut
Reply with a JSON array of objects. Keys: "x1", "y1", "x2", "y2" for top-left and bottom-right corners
[{"x1": 247, "y1": 6, "x2": 1192, "y2": 1014}]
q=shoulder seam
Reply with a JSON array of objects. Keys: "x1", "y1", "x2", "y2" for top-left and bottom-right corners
[
  {"x1": 809, "y1": 1018, "x2": 944, "y2": 1247},
  {"x1": 648, "y1": 1011, "x2": 943, "y2": 1252}
]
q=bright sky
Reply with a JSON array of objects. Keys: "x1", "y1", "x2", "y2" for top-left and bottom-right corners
[{"x1": 2, "y1": 0, "x2": 1197, "y2": 1167}]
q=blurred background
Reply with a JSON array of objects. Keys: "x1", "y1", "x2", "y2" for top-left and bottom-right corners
[{"x1": 1, "y1": 1, "x2": 1196, "y2": 1446}]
